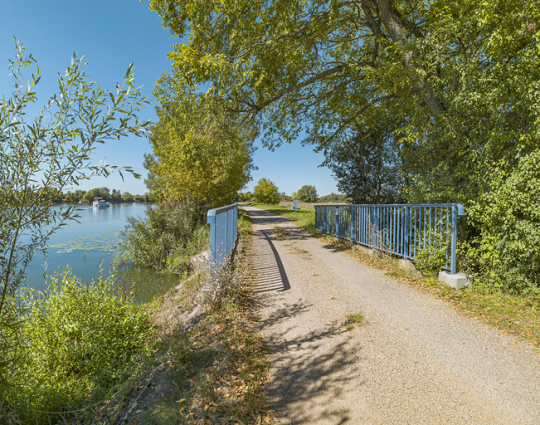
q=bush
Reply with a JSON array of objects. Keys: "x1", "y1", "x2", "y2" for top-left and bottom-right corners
[
  {"x1": 3, "y1": 270, "x2": 154, "y2": 424},
  {"x1": 120, "y1": 199, "x2": 208, "y2": 272},
  {"x1": 253, "y1": 178, "x2": 281, "y2": 204},
  {"x1": 467, "y1": 151, "x2": 540, "y2": 294}
]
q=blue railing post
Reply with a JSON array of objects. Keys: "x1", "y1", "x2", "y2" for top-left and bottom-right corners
[
  {"x1": 207, "y1": 209, "x2": 217, "y2": 273},
  {"x1": 351, "y1": 206, "x2": 356, "y2": 242},
  {"x1": 451, "y1": 205, "x2": 458, "y2": 275},
  {"x1": 334, "y1": 207, "x2": 339, "y2": 238},
  {"x1": 404, "y1": 206, "x2": 410, "y2": 259}
]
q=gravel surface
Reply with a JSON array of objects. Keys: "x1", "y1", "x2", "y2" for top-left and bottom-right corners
[{"x1": 243, "y1": 205, "x2": 540, "y2": 425}]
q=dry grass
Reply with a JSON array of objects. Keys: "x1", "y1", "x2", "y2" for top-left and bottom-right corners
[{"x1": 112, "y1": 225, "x2": 273, "y2": 425}]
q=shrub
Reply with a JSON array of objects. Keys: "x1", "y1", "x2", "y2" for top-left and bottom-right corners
[
  {"x1": 120, "y1": 199, "x2": 208, "y2": 271},
  {"x1": 415, "y1": 227, "x2": 452, "y2": 277},
  {"x1": 4, "y1": 269, "x2": 154, "y2": 424},
  {"x1": 467, "y1": 151, "x2": 540, "y2": 295},
  {"x1": 295, "y1": 185, "x2": 318, "y2": 202}
]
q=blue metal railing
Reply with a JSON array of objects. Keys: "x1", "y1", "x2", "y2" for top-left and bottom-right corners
[
  {"x1": 207, "y1": 203, "x2": 238, "y2": 273},
  {"x1": 314, "y1": 203, "x2": 465, "y2": 274}
]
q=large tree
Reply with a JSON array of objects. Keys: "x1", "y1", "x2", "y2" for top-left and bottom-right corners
[
  {"x1": 253, "y1": 178, "x2": 281, "y2": 204},
  {"x1": 149, "y1": 0, "x2": 540, "y2": 203},
  {"x1": 149, "y1": 0, "x2": 540, "y2": 291},
  {"x1": 294, "y1": 185, "x2": 318, "y2": 202},
  {"x1": 144, "y1": 92, "x2": 256, "y2": 207},
  {"x1": 324, "y1": 118, "x2": 405, "y2": 203}
]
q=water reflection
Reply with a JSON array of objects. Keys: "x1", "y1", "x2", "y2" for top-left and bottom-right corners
[{"x1": 23, "y1": 203, "x2": 177, "y2": 302}]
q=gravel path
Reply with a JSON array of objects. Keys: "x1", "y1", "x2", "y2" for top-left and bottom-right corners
[{"x1": 243, "y1": 205, "x2": 540, "y2": 425}]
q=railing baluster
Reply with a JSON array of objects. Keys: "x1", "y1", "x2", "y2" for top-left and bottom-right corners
[
  {"x1": 207, "y1": 203, "x2": 239, "y2": 276},
  {"x1": 314, "y1": 203, "x2": 464, "y2": 274}
]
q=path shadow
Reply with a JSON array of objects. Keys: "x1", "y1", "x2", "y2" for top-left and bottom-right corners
[
  {"x1": 245, "y1": 207, "x2": 310, "y2": 242},
  {"x1": 257, "y1": 308, "x2": 366, "y2": 424},
  {"x1": 247, "y1": 208, "x2": 291, "y2": 227},
  {"x1": 251, "y1": 229, "x2": 291, "y2": 293}
]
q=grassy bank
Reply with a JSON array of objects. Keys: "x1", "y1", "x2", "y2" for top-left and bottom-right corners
[
  {"x1": 100, "y1": 211, "x2": 271, "y2": 425},
  {"x1": 253, "y1": 203, "x2": 540, "y2": 349},
  {"x1": 1, "y1": 205, "x2": 269, "y2": 424}
]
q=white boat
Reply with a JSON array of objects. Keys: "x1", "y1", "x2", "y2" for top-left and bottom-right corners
[{"x1": 92, "y1": 197, "x2": 111, "y2": 207}]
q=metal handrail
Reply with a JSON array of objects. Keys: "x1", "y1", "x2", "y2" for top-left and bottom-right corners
[
  {"x1": 314, "y1": 203, "x2": 465, "y2": 274},
  {"x1": 207, "y1": 203, "x2": 239, "y2": 273}
]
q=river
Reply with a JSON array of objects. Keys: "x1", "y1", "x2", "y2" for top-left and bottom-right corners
[{"x1": 22, "y1": 203, "x2": 180, "y2": 302}]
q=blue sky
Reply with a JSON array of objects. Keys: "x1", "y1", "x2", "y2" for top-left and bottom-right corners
[{"x1": 0, "y1": 0, "x2": 340, "y2": 197}]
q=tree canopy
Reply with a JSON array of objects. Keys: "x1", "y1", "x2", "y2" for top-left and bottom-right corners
[
  {"x1": 150, "y1": 0, "x2": 540, "y2": 201},
  {"x1": 149, "y1": 0, "x2": 540, "y2": 292},
  {"x1": 144, "y1": 93, "x2": 256, "y2": 207},
  {"x1": 253, "y1": 178, "x2": 281, "y2": 204},
  {"x1": 324, "y1": 119, "x2": 405, "y2": 203},
  {"x1": 294, "y1": 185, "x2": 318, "y2": 202}
]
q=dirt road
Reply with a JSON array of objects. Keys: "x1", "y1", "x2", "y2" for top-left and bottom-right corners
[{"x1": 243, "y1": 205, "x2": 540, "y2": 425}]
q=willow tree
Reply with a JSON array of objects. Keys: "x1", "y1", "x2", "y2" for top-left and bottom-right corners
[
  {"x1": 0, "y1": 40, "x2": 150, "y2": 398},
  {"x1": 144, "y1": 90, "x2": 256, "y2": 206}
]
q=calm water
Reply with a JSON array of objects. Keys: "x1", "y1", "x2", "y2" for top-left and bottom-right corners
[{"x1": 23, "y1": 203, "x2": 180, "y2": 302}]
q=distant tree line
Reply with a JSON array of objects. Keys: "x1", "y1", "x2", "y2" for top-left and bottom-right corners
[
  {"x1": 52, "y1": 187, "x2": 154, "y2": 204},
  {"x1": 236, "y1": 181, "x2": 349, "y2": 205}
]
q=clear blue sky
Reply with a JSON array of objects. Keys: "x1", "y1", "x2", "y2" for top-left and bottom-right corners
[{"x1": 0, "y1": 0, "x2": 340, "y2": 197}]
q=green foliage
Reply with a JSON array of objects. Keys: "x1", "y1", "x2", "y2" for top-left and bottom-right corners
[
  {"x1": 324, "y1": 119, "x2": 405, "y2": 204},
  {"x1": 144, "y1": 93, "x2": 256, "y2": 207},
  {"x1": 415, "y1": 232, "x2": 451, "y2": 278},
  {"x1": 466, "y1": 151, "x2": 540, "y2": 295},
  {"x1": 4, "y1": 269, "x2": 153, "y2": 424},
  {"x1": 0, "y1": 39, "x2": 150, "y2": 407},
  {"x1": 295, "y1": 185, "x2": 318, "y2": 202},
  {"x1": 83, "y1": 186, "x2": 111, "y2": 202},
  {"x1": 237, "y1": 208, "x2": 253, "y2": 236},
  {"x1": 235, "y1": 191, "x2": 254, "y2": 202},
  {"x1": 0, "y1": 39, "x2": 149, "y2": 312},
  {"x1": 253, "y1": 178, "x2": 281, "y2": 205},
  {"x1": 345, "y1": 312, "x2": 363, "y2": 324},
  {"x1": 120, "y1": 200, "x2": 208, "y2": 273},
  {"x1": 149, "y1": 0, "x2": 540, "y2": 294},
  {"x1": 122, "y1": 191, "x2": 134, "y2": 202}
]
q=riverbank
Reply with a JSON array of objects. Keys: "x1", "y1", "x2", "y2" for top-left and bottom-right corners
[
  {"x1": 100, "y1": 212, "x2": 272, "y2": 424},
  {"x1": 2, "y1": 207, "x2": 271, "y2": 424}
]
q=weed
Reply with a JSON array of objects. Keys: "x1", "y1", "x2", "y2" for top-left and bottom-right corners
[
  {"x1": 238, "y1": 208, "x2": 252, "y2": 236},
  {"x1": 346, "y1": 312, "x2": 363, "y2": 324},
  {"x1": 113, "y1": 216, "x2": 272, "y2": 425},
  {"x1": 4, "y1": 269, "x2": 155, "y2": 424},
  {"x1": 286, "y1": 246, "x2": 309, "y2": 255},
  {"x1": 345, "y1": 324, "x2": 354, "y2": 331},
  {"x1": 119, "y1": 199, "x2": 208, "y2": 273}
]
